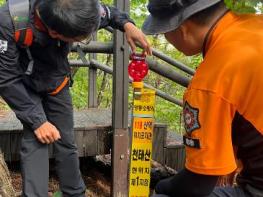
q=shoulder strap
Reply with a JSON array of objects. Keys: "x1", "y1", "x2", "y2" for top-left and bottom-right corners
[
  {"x1": 8, "y1": 0, "x2": 34, "y2": 75},
  {"x1": 8, "y1": 0, "x2": 33, "y2": 47}
]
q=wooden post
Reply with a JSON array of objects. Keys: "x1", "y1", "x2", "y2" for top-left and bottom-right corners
[{"x1": 111, "y1": 0, "x2": 130, "y2": 196}]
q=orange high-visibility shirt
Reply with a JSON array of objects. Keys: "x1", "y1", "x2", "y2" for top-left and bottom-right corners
[{"x1": 183, "y1": 11, "x2": 263, "y2": 182}]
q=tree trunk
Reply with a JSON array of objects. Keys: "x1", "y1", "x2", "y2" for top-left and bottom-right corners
[{"x1": 0, "y1": 151, "x2": 16, "y2": 197}]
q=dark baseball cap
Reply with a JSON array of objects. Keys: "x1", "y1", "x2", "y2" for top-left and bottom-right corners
[{"x1": 142, "y1": 0, "x2": 221, "y2": 35}]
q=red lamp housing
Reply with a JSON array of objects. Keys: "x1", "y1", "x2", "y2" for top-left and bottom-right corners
[{"x1": 128, "y1": 53, "x2": 149, "y2": 82}]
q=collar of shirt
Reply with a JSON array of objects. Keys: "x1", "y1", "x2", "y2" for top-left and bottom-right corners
[{"x1": 203, "y1": 11, "x2": 238, "y2": 57}]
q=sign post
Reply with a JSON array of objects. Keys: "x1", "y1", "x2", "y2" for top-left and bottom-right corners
[{"x1": 128, "y1": 53, "x2": 156, "y2": 197}]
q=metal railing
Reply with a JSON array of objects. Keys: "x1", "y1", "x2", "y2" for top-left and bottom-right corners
[
  {"x1": 70, "y1": 59, "x2": 184, "y2": 106},
  {"x1": 72, "y1": 41, "x2": 192, "y2": 106}
]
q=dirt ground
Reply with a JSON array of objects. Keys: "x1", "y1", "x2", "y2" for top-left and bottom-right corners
[{"x1": 8, "y1": 158, "x2": 111, "y2": 197}]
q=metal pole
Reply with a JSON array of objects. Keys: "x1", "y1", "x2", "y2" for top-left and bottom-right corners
[
  {"x1": 71, "y1": 41, "x2": 113, "y2": 54},
  {"x1": 111, "y1": 0, "x2": 130, "y2": 196},
  {"x1": 88, "y1": 34, "x2": 98, "y2": 108},
  {"x1": 146, "y1": 58, "x2": 190, "y2": 88},
  {"x1": 151, "y1": 48, "x2": 195, "y2": 75}
]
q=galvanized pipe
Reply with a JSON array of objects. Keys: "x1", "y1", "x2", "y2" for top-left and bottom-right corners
[
  {"x1": 151, "y1": 48, "x2": 195, "y2": 75},
  {"x1": 71, "y1": 41, "x2": 113, "y2": 54},
  {"x1": 105, "y1": 26, "x2": 114, "y2": 33},
  {"x1": 146, "y1": 58, "x2": 190, "y2": 88},
  {"x1": 111, "y1": 0, "x2": 130, "y2": 194},
  {"x1": 69, "y1": 59, "x2": 112, "y2": 74},
  {"x1": 69, "y1": 60, "x2": 183, "y2": 106}
]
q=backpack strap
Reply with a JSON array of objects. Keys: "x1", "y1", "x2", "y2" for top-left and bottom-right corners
[
  {"x1": 8, "y1": 0, "x2": 33, "y2": 47},
  {"x1": 9, "y1": 0, "x2": 34, "y2": 75}
]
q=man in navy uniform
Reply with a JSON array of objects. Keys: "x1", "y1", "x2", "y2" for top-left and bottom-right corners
[{"x1": 0, "y1": 0, "x2": 151, "y2": 196}]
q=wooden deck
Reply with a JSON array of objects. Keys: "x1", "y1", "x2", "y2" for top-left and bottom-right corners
[
  {"x1": 0, "y1": 109, "x2": 185, "y2": 170},
  {"x1": 165, "y1": 132, "x2": 186, "y2": 171},
  {"x1": 0, "y1": 109, "x2": 113, "y2": 161}
]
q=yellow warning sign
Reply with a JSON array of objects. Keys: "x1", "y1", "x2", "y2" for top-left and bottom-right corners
[
  {"x1": 133, "y1": 89, "x2": 155, "y2": 117},
  {"x1": 129, "y1": 143, "x2": 152, "y2": 197},
  {"x1": 129, "y1": 87, "x2": 155, "y2": 197},
  {"x1": 133, "y1": 117, "x2": 153, "y2": 144}
]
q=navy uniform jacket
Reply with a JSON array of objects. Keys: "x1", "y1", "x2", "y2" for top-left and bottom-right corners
[{"x1": 0, "y1": 0, "x2": 133, "y2": 130}]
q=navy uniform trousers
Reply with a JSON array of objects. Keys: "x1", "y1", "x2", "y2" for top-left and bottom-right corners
[{"x1": 20, "y1": 85, "x2": 86, "y2": 197}]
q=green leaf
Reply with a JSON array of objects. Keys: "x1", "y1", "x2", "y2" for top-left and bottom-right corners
[{"x1": 52, "y1": 191, "x2": 62, "y2": 197}]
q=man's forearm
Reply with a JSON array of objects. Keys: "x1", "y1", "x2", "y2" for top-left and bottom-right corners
[
  {"x1": 1, "y1": 81, "x2": 47, "y2": 130},
  {"x1": 99, "y1": 4, "x2": 135, "y2": 31}
]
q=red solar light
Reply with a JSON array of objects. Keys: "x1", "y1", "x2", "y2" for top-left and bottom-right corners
[{"x1": 128, "y1": 53, "x2": 149, "y2": 82}]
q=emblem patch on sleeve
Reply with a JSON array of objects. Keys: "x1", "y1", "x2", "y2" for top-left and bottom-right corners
[
  {"x1": 183, "y1": 101, "x2": 201, "y2": 134},
  {"x1": 0, "y1": 40, "x2": 8, "y2": 54}
]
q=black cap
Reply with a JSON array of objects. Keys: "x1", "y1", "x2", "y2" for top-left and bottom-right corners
[{"x1": 142, "y1": 0, "x2": 221, "y2": 35}]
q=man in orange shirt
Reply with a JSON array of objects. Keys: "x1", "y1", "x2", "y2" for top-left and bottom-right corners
[
  {"x1": 143, "y1": 0, "x2": 263, "y2": 196},
  {"x1": 0, "y1": 0, "x2": 151, "y2": 196}
]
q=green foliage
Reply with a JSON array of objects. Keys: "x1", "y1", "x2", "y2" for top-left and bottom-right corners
[
  {"x1": 225, "y1": 0, "x2": 262, "y2": 13},
  {"x1": 130, "y1": 0, "x2": 148, "y2": 28},
  {"x1": 71, "y1": 68, "x2": 88, "y2": 109},
  {"x1": 52, "y1": 191, "x2": 62, "y2": 197},
  {"x1": 155, "y1": 98, "x2": 183, "y2": 132}
]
